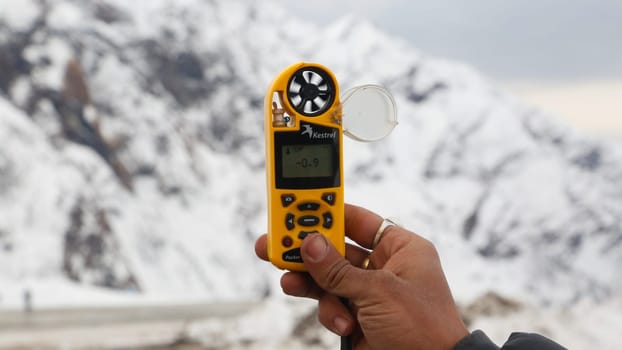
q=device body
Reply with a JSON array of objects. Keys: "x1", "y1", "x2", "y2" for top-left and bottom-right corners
[{"x1": 265, "y1": 62, "x2": 345, "y2": 271}]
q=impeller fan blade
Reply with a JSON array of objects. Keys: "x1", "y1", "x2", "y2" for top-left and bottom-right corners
[
  {"x1": 290, "y1": 94, "x2": 302, "y2": 107},
  {"x1": 313, "y1": 96, "x2": 326, "y2": 109},
  {"x1": 304, "y1": 100, "x2": 314, "y2": 114},
  {"x1": 293, "y1": 71, "x2": 307, "y2": 87},
  {"x1": 309, "y1": 72, "x2": 323, "y2": 86},
  {"x1": 289, "y1": 80, "x2": 302, "y2": 93}
]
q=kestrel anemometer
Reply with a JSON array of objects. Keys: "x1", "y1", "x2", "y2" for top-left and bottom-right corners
[
  {"x1": 265, "y1": 62, "x2": 397, "y2": 271},
  {"x1": 265, "y1": 62, "x2": 345, "y2": 271}
]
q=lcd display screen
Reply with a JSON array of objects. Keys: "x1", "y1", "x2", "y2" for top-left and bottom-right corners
[{"x1": 281, "y1": 144, "x2": 334, "y2": 178}]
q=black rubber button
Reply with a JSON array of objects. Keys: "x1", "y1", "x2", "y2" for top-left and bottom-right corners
[
  {"x1": 281, "y1": 194, "x2": 296, "y2": 207},
  {"x1": 298, "y1": 215, "x2": 320, "y2": 226},
  {"x1": 298, "y1": 202, "x2": 320, "y2": 211},
  {"x1": 282, "y1": 236, "x2": 293, "y2": 247},
  {"x1": 285, "y1": 213, "x2": 295, "y2": 230},
  {"x1": 322, "y1": 212, "x2": 333, "y2": 228},
  {"x1": 298, "y1": 230, "x2": 318, "y2": 239},
  {"x1": 322, "y1": 192, "x2": 336, "y2": 205},
  {"x1": 282, "y1": 248, "x2": 303, "y2": 263}
]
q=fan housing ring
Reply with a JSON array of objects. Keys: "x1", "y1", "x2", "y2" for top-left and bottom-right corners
[{"x1": 286, "y1": 67, "x2": 336, "y2": 117}]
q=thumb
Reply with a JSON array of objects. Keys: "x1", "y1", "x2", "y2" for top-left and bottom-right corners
[{"x1": 301, "y1": 234, "x2": 368, "y2": 300}]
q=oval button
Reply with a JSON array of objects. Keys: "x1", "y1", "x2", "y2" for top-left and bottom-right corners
[{"x1": 297, "y1": 215, "x2": 320, "y2": 227}]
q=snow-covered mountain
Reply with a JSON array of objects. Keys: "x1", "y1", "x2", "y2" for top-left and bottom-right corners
[{"x1": 1, "y1": 0, "x2": 621, "y2": 319}]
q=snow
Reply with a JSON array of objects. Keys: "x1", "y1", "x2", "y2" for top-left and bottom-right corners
[
  {"x1": 187, "y1": 298, "x2": 310, "y2": 348},
  {"x1": 470, "y1": 296, "x2": 622, "y2": 349},
  {"x1": 47, "y1": 1, "x2": 84, "y2": 30},
  {"x1": 0, "y1": 0, "x2": 40, "y2": 32},
  {"x1": 23, "y1": 37, "x2": 73, "y2": 90},
  {"x1": 0, "y1": 276, "x2": 140, "y2": 310}
]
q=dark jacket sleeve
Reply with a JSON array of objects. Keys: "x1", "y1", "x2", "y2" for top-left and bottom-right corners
[
  {"x1": 501, "y1": 332, "x2": 567, "y2": 350},
  {"x1": 452, "y1": 330, "x2": 499, "y2": 350},
  {"x1": 452, "y1": 330, "x2": 567, "y2": 350}
]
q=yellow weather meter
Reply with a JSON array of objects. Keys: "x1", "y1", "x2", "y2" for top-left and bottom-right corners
[{"x1": 265, "y1": 62, "x2": 345, "y2": 271}]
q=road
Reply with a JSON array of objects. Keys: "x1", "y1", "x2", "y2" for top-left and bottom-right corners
[{"x1": 0, "y1": 302, "x2": 256, "y2": 349}]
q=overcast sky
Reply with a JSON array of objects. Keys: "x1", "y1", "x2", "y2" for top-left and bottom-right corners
[{"x1": 281, "y1": 0, "x2": 622, "y2": 82}]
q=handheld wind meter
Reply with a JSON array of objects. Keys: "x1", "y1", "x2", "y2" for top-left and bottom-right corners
[{"x1": 265, "y1": 62, "x2": 345, "y2": 271}]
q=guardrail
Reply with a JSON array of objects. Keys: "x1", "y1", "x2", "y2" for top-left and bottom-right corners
[
  {"x1": 0, "y1": 302, "x2": 259, "y2": 349},
  {"x1": 0, "y1": 302, "x2": 257, "y2": 329}
]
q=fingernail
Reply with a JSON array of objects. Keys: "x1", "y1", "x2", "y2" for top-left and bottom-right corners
[
  {"x1": 304, "y1": 234, "x2": 328, "y2": 262},
  {"x1": 334, "y1": 316, "x2": 350, "y2": 336}
]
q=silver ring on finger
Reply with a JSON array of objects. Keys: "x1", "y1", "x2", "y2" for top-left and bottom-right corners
[{"x1": 372, "y1": 218, "x2": 398, "y2": 249}]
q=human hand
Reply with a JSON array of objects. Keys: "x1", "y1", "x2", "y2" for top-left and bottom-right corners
[{"x1": 255, "y1": 204, "x2": 468, "y2": 350}]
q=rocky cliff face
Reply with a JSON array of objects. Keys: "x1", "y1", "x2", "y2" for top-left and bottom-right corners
[{"x1": 1, "y1": 0, "x2": 621, "y2": 307}]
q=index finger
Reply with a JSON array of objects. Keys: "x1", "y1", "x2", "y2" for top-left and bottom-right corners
[
  {"x1": 254, "y1": 234, "x2": 268, "y2": 261},
  {"x1": 344, "y1": 203, "x2": 387, "y2": 249}
]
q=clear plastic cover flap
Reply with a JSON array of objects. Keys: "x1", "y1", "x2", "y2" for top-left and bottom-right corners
[{"x1": 342, "y1": 84, "x2": 398, "y2": 142}]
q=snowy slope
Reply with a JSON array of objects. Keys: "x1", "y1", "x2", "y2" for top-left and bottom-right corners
[{"x1": 1, "y1": 0, "x2": 622, "y2": 342}]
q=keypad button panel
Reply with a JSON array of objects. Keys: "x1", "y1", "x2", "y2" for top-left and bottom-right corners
[{"x1": 279, "y1": 192, "x2": 338, "y2": 248}]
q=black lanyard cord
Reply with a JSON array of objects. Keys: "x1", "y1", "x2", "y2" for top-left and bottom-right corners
[
  {"x1": 341, "y1": 334, "x2": 352, "y2": 350},
  {"x1": 339, "y1": 297, "x2": 353, "y2": 350}
]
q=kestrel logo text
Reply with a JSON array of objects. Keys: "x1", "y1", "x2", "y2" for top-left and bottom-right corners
[{"x1": 301, "y1": 125, "x2": 337, "y2": 139}]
